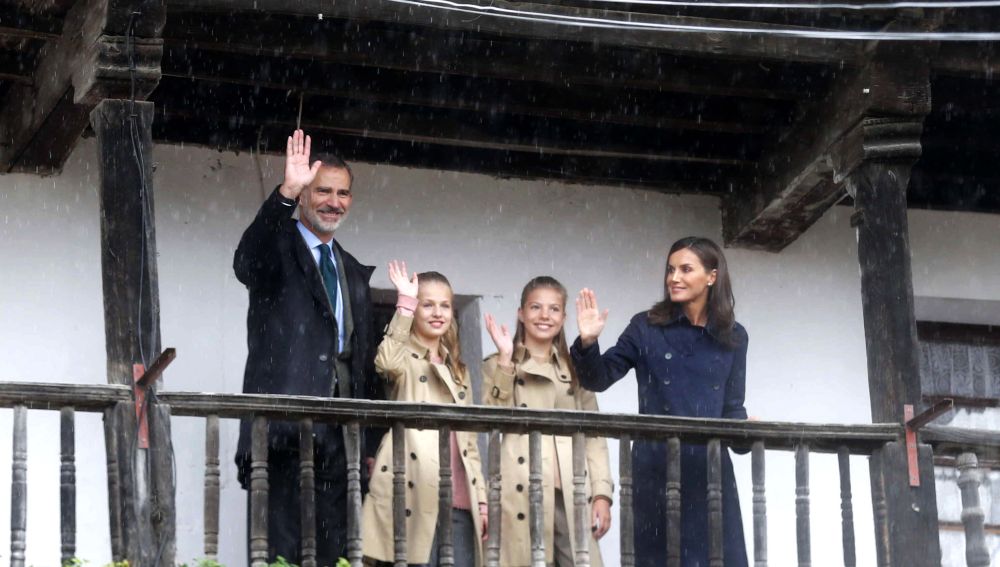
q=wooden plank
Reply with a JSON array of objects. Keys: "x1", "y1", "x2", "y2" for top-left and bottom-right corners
[
  {"x1": 751, "y1": 442, "x2": 766, "y2": 567},
  {"x1": 345, "y1": 421, "x2": 364, "y2": 567},
  {"x1": 60, "y1": 407, "x2": 76, "y2": 564},
  {"x1": 436, "y1": 425, "x2": 454, "y2": 567},
  {"x1": 299, "y1": 419, "x2": 317, "y2": 567},
  {"x1": 572, "y1": 432, "x2": 590, "y2": 567},
  {"x1": 666, "y1": 437, "x2": 681, "y2": 567},
  {"x1": 707, "y1": 439, "x2": 723, "y2": 567},
  {"x1": 148, "y1": 401, "x2": 176, "y2": 566},
  {"x1": 529, "y1": 430, "x2": 545, "y2": 567},
  {"x1": 922, "y1": 425, "x2": 1000, "y2": 457},
  {"x1": 163, "y1": 0, "x2": 864, "y2": 64},
  {"x1": 723, "y1": 43, "x2": 932, "y2": 251},
  {"x1": 619, "y1": 435, "x2": 635, "y2": 567},
  {"x1": 10, "y1": 405, "x2": 27, "y2": 567},
  {"x1": 956, "y1": 453, "x2": 991, "y2": 567},
  {"x1": 204, "y1": 415, "x2": 220, "y2": 559},
  {"x1": 0, "y1": 0, "x2": 164, "y2": 173},
  {"x1": 869, "y1": 442, "x2": 942, "y2": 567}
]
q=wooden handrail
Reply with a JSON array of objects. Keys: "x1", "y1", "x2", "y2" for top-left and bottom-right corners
[{"x1": 0, "y1": 381, "x2": 901, "y2": 453}]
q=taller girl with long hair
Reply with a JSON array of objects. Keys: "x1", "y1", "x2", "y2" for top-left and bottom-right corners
[
  {"x1": 572, "y1": 237, "x2": 749, "y2": 566},
  {"x1": 362, "y1": 261, "x2": 488, "y2": 567},
  {"x1": 483, "y1": 276, "x2": 613, "y2": 567}
]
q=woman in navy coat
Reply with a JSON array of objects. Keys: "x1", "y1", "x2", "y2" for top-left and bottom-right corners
[{"x1": 571, "y1": 236, "x2": 749, "y2": 567}]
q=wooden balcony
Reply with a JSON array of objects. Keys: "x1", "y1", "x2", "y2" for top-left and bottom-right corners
[{"x1": 2, "y1": 380, "x2": 997, "y2": 566}]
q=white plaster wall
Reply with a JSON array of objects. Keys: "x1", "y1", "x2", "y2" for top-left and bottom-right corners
[{"x1": 1, "y1": 139, "x2": 997, "y2": 566}]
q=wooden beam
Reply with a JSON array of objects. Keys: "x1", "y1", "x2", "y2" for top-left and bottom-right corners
[
  {"x1": 161, "y1": 45, "x2": 775, "y2": 135},
  {"x1": 92, "y1": 98, "x2": 174, "y2": 565},
  {"x1": 722, "y1": 42, "x2": 932, "y2": 251},
  {"x1": 164, "y1": 0, "x2": 865, "y2": 65},
  {"x1": 152, "y1": 79, "x2": 753, "y2": 167},
  {"x1": 0, "y1": 0, "x2": 164, "y2": 174},
  {"x1": 162, "y1": 12, "x2": 816, "y2": 101}
]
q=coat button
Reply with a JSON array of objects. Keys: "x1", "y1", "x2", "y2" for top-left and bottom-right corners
[
  {"x1": 516, "y1": 484, "x2": 524, "y2": 492},
  {"x1": 566, "y1": 388, "x2": 575, "y2": 396},
  {"x1": 491, "y1": 386, "x2": 501, "y2": 398},
  {"x1": 463, "y1": 449, "x2": 468, "y2": 457},
  {"x1": 458, "y1": 391, "x2": 466, "y2": 400},
  {"x1": 411, "y1": 353, "x2": 419, "y2": 358},
  {"x1": 516, "y1": 378, "x2": 525, "y2": 386},
  {"x1": 519, "y1": 403, "x2": 527, "y2": 408},
  {"x1": 664, "y1": 380, "x2": 671, "y2": 385},
  {"x1": 419, "y1": 375, "x2": 428, "y2": 383},
  {"x1": 517, "y1": 513, "x2": 525, "y2": 520},
  {"x1": 518, "y1": 456, "x2": 525, "y2": 464},
  {"x1": 408, "y1": 481, "x2": 414, "y2": 488},
  {"x1": 381, "y1": 465, "x2": 388, "y2": 472},
  {"x1": 588, "y1": 496, "x2": 593, "y2": 503},
  {"x1": 410, "y1": 452, "x2": 417, "y2": 460},
  {"x1": 665, "y1": 353, "x2": 673, "y2": 360},
  {"x1": 406, "y1": 509, "x2": 412, "y2": 517},
  {"x1": 319, "y1": 354, "x2": 329, "y2": 362},
  {"x1": 713, "y1": 384, "x2": 720, "y2": 390},
  {"x1": 472, "y1": 478, "x2": 477, "y2": 485},
  {"x1": 560, "y1": 374, "x2": 568, "y2": 380}
]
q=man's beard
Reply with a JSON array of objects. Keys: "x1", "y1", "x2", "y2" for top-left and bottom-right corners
[{"x1": 302, "y1": 206, "x2": 347, "y2": 235}]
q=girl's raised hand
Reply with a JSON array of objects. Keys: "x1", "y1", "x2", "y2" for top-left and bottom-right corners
[
  {"x1": 576, "y1": 288, "x2": 609, "y2": 347},
  {"x1": 388, "y1": 260, "x2": 418, "y2": 297},
  {"x1": 484, "y1": 313, "x2": 514, "y2": 365}
]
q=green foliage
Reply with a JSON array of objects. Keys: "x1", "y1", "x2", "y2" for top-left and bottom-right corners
[{"x1": 268, "y1": 557, "x2": 298, "y2": 567}]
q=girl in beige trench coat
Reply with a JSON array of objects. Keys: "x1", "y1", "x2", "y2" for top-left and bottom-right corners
[
  {"x1": 363, "y1": 261, "x2": 488, "y2": 566},
  {"x1": 482, "y1": 276, "x2": 614, "y2": 567}
]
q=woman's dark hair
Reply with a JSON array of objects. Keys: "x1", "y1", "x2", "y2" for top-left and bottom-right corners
[
  {"x1": 512, "y1": 276, "x2": 578, "y2": 387},
  {"x1": 648, "y1": 237, "x2": 739, "y2": 349},
  {"x1": 416, "y1": 271, "x2": 468, "y2": 384}
]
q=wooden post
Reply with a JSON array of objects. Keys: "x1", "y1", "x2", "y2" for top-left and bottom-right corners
[
  {"x1": 956, "y1": 453, "x2": 990, "y2": 567},
  {"x1": 10, "y1": 405, "x2": 27, "y2": 567},
  {"x1": 345, "y1": 421, "x2": 364, "y2": 567},
  {"x1": 437, "y1": 425, "x2": 454, "y2": 567},
  {"x1": 571, "y1": 432, "x2": 590, "y2": 567},
  {"x1": 707, "y1": 439, "x2": 723, "y2": 567},
  {"x1": 92, "y1": 96, "x2": 173, "y2": 564},
  {"x1": 838, "y1": 447, "x2": 856, "y2": 567},
  {"x1": 666, "y1": 437, "x2": 681, "y2": 567},
  {"x1": 60, "y1": 407, "x2": 76, "y2": 564},
  {"x1": 299, "y1": 419, "x2": 317, "y2": 567},
  {"x1": 619, "y1": 435, "x2": 635, "y2": 567},
  {"x1": 250, "y1": 416, "x2": 269, "y2": 567},
  {"x1": 485, "y1": 429, "x2": 502, "y2": 567},
  {"x1": 204, "y1": 415, "x2": 221, "y2": 559},
  {"x1": 794, "y1": 444, "x2": 810, "y2": 567},
  {"x1": 528, "y1": 431, "x2": 545, "y2": 567},
  {"x1": 392, "y1": 421, "x2": 407, "y2": 567},
  {"x1": 751, "y1": 442, "x2": 767, "y2": 567},
  {"x1": 849, "y1": 114, "x2": 942, "y2": 566}
]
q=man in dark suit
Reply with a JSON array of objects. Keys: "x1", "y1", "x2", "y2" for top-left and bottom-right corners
[{"x1": 234, "y1": 129, "x2": 381, "y2": 565}]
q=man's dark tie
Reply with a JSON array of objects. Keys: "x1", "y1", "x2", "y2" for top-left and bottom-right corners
[{"x1": 318, "y1": 243, "x2": 339, "y2": 309}]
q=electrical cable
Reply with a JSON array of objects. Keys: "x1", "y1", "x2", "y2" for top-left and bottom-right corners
[
  {"x1": 577, "y1": 0, "x2": 1000, "y2": 10},
  {"x1": 381, "y1": 0, "x2": 1000, "y2": 40}
]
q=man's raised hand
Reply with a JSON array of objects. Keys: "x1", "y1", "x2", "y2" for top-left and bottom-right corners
[{"x1": 278, "y1": 129, "x2": 323, "y2": 200}]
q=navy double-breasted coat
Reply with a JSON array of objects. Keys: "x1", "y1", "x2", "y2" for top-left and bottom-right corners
[{"x1": 572, "y1": 311, "x2": 749, "y2": 567}]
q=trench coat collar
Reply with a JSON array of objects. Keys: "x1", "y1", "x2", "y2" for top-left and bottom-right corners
[
  {"x1": 407, "y1": 334, "x2": 466, "y2": 403},
  {"x1": 514, "y1": 343, "x2": 570, "y2": 383}
]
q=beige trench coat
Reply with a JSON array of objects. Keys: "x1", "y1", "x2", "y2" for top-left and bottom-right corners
[
  {"x1": 483, "y1": 346, "x2": 613, "y2": 567},
  {"x1": 362, "y1": 311, "x2": 487, "y2": 565}
]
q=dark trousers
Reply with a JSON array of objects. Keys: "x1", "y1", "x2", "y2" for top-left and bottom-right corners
[{"x1": 246, "y1": 440, "x2": 348, "y2": 567}]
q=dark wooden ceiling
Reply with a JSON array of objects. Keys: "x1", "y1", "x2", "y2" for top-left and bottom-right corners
[{"x1": 1, "y1": 0, "x2": 998, "y2": 249}]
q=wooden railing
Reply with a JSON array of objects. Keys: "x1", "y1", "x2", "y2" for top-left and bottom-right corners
[{"x1": 1, "y1": 381, "x2": 998, "y2": 567}]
